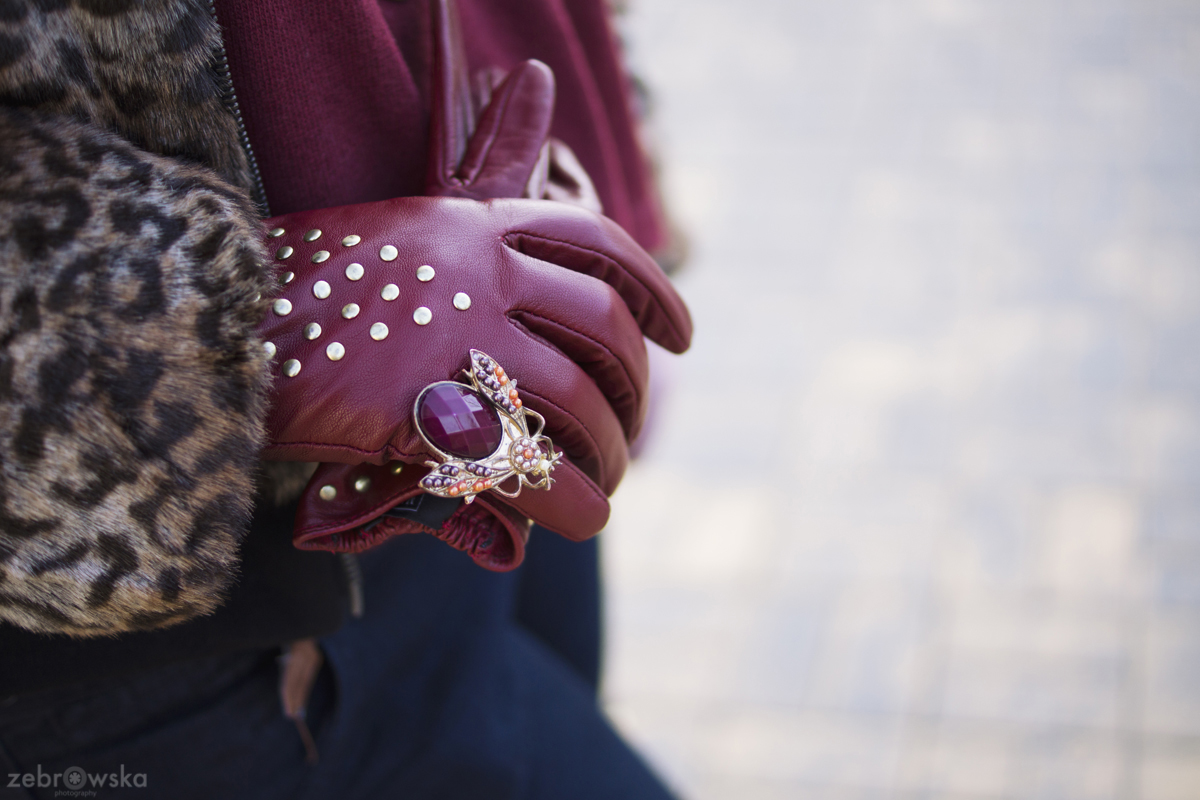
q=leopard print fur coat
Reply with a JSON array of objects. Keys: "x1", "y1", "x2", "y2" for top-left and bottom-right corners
[{"x1": 0, "y1": 0, "x2": 282, "y2": 635}]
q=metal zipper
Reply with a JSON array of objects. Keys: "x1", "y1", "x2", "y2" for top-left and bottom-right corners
[{"x1": 206, "y1": 0, "x2": 270, "y2": 217}]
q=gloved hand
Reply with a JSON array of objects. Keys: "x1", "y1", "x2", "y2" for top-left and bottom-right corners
[
  {"x1": 278, "y1": 0, "x2": 686, "y2": 562},
  {"x1": 258, "y1": 195, "x2": 691, "y2": 539}
]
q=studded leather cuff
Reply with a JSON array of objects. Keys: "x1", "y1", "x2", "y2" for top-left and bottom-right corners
[{"x1": 291, "y1": 461, "x2": 531, "y2": 571}]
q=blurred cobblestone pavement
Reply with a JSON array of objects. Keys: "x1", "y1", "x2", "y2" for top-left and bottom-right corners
[{"x1": 600, "y1": 1, "x2": 1200, "y2": 798}]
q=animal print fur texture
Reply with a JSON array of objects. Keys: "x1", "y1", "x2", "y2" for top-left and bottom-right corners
[
  {"x1": 0, "y1": 0, "x2": 255, "y2": 198},
  {"x1": 0, "y1": 108, "x2": 273, "y2": 635}
]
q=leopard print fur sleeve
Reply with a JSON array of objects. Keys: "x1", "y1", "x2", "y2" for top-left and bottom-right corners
[{"x1": 0, "y1": 108, "x2": 274, "y2": 636}]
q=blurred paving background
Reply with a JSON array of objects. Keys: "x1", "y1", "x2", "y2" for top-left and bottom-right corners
[{"x1": 599, "y1": 1, "x2": 1200, "y2": 798}]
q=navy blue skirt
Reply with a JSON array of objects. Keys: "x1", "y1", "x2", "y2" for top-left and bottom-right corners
[{"x1": 0, "y1": 532, "x2": 674, "y2": 800}]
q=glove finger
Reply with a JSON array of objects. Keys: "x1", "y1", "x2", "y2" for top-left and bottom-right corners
[
  {"x1": 455, "y1": 60, "x2": 556, "y2": 198},
  {"x1": 504, "y1": 250, "x2": 650, "y2": 442},
  {"x1": 495, "y1": 200, "x2": 693, "y2": 354},
  {"x1": 501, "y1": 456, "x2": 610, "y2": 541},
  {"x1": 485, "y1": 337, "x2": 630, "y2": 496}
]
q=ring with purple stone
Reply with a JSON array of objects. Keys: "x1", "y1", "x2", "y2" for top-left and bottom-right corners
[{"x1": 413, "y1": 349, "x2": 562, "y2": 503}]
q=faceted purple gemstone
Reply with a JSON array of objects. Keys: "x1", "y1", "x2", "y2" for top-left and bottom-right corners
[{"x1": 417, "y1": 383, "x2": 502, "y2": 459}]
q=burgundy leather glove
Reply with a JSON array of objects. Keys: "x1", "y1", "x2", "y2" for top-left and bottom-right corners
[{"x1": 259, "y1": 196, "x2": 691, "y2": 536}]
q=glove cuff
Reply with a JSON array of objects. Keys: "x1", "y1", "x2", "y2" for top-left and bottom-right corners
[{"x1": 293, "y1": 462, "x2": 530, "y2": 570}]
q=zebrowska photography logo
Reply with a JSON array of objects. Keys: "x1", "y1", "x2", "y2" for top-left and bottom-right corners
[{"x1": 6, "y1": 764, "x2": 148, "y2": 796}]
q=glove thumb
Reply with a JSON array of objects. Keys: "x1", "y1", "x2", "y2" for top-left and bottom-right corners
[{"x1": 430, "y1": 59, "x2": 557, "y2": 199}]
